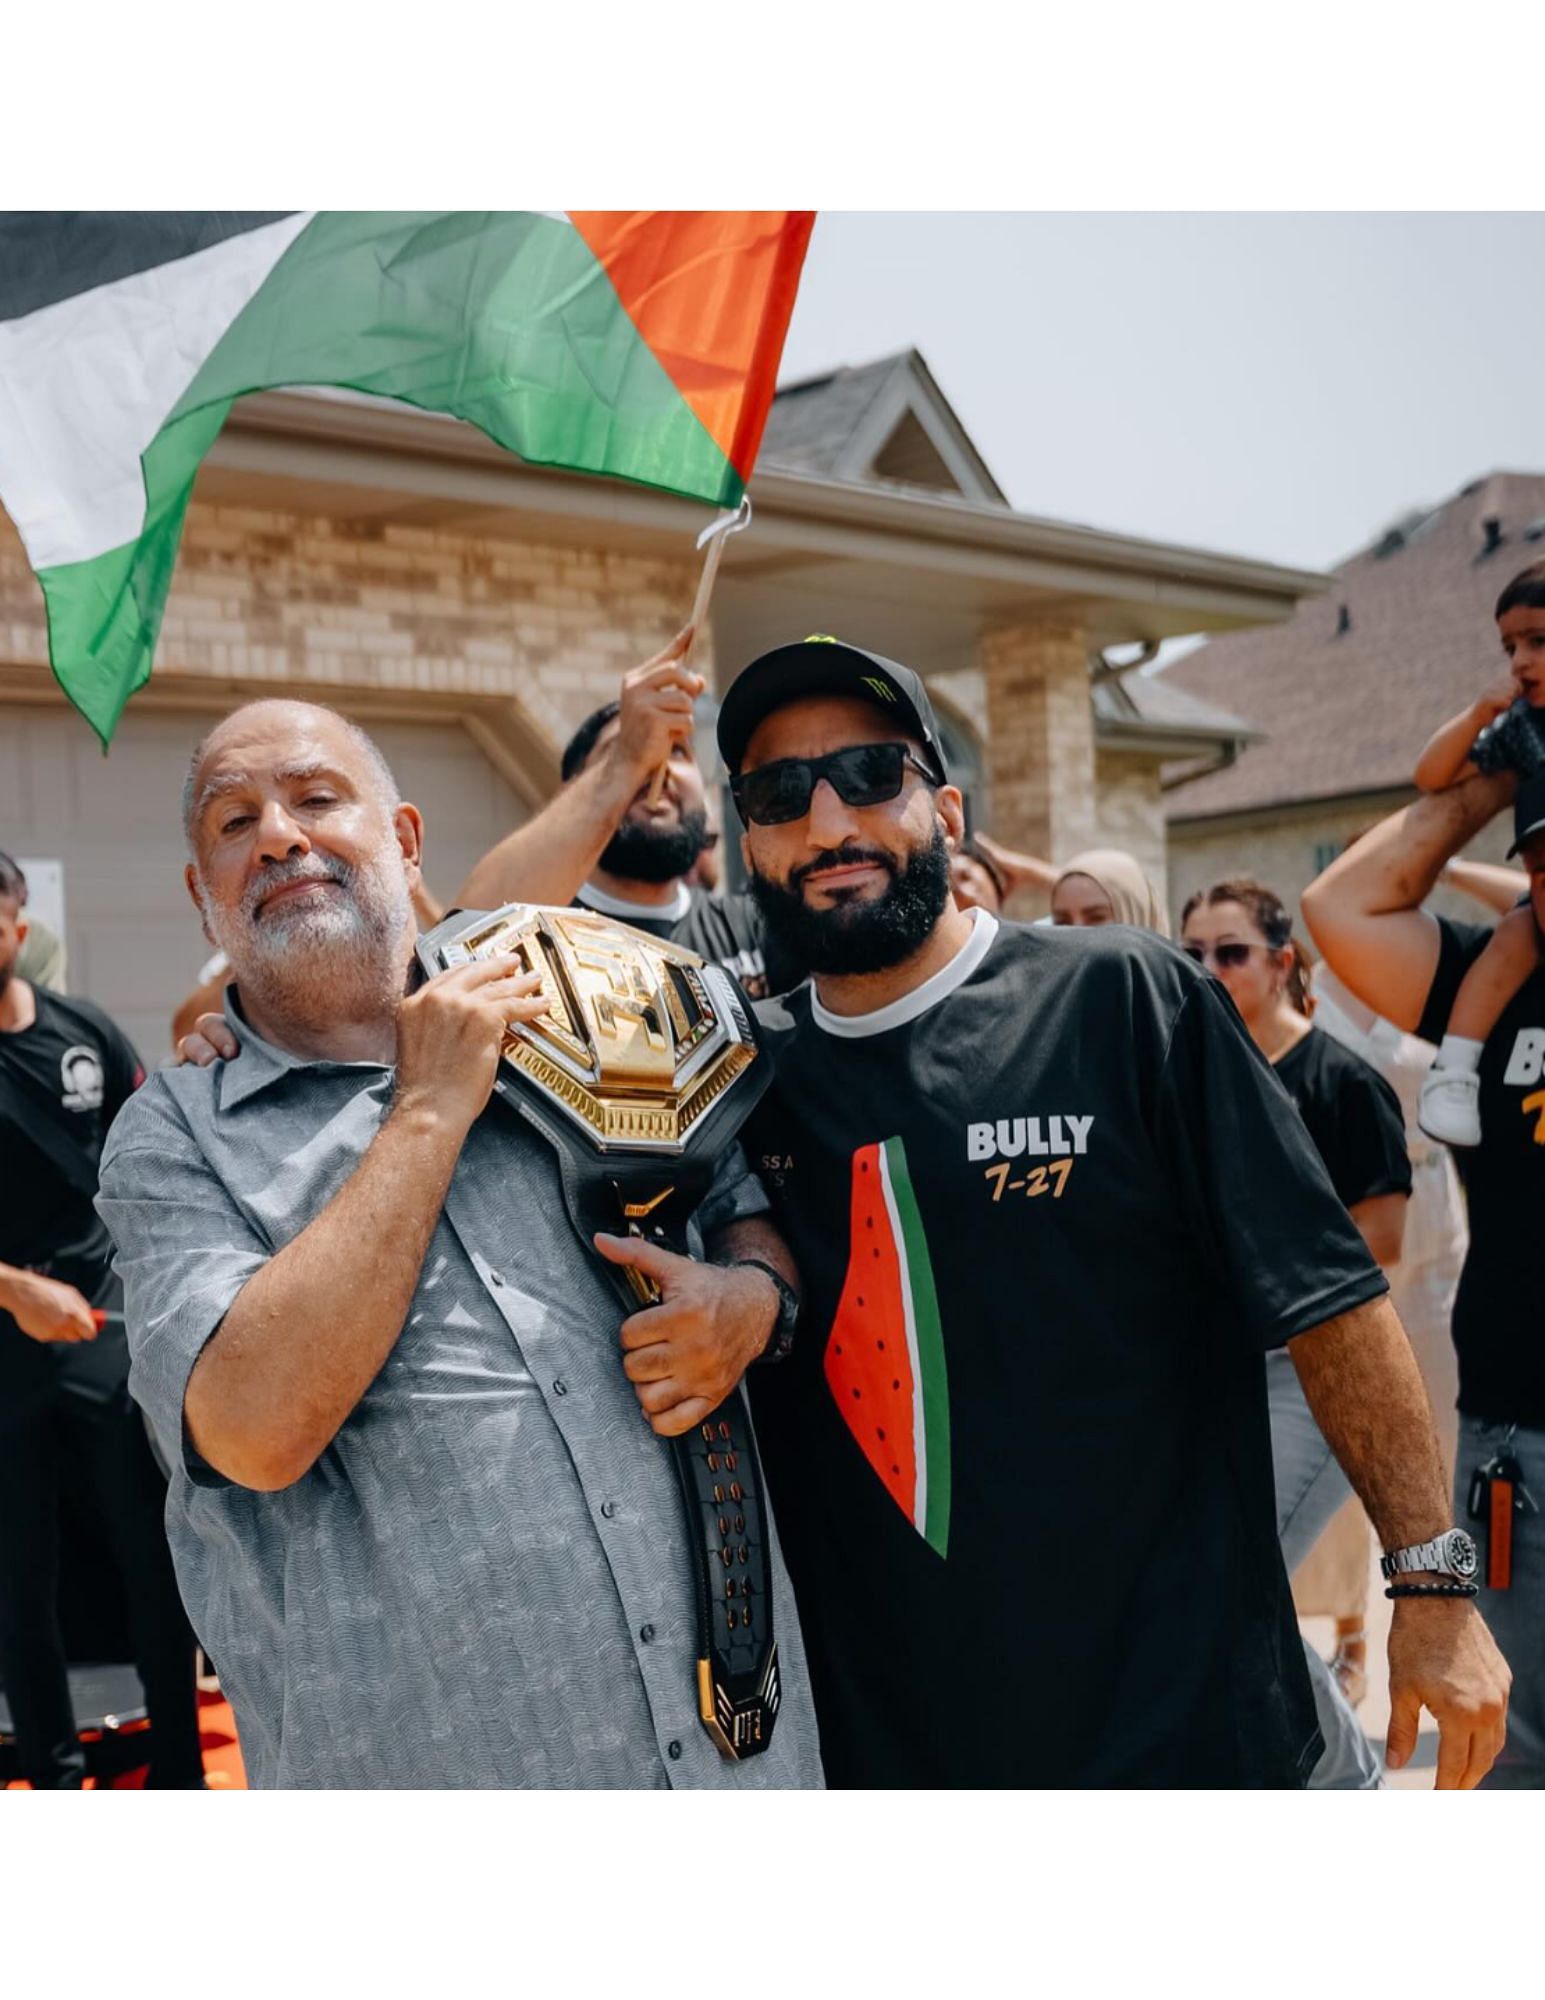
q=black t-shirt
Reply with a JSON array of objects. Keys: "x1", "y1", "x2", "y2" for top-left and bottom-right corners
[
  {"x1": 0, "y1": 987, "x2": 142, "y2": 1396},
  {"x1": 0, "y1": 985, "x2": 142, "y2": 1281},
  {"x1": 1417, "y1": 917, "x2": 1545, "y2": 1422},
  {"x1": 1273, "y1": 1028, "x2": 1412, "y2": 1213},
  {"x1": 743, "y1": 916, "x2": 1387, "y2": 1788},
  {"x1": 573, "y1": 884, "x2": 800, "y2": 999}
]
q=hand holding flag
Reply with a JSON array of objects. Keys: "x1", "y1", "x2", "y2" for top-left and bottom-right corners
[{"x1": 0, "y1": 211, "x2": 814, "y2": 744}]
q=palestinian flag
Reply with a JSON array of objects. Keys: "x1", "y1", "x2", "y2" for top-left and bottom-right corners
[{"x1": 0, "y1": 210, "x2": 814, "y2": 744}]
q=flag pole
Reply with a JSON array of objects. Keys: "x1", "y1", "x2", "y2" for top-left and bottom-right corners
[{"x1": 646, "y1": 496, "x2": 753, "y2": 806}]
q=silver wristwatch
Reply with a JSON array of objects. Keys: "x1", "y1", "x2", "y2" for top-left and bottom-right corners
[{"x1": 1379, "y1": 1528, "x2": 1479, "y2": 1582}]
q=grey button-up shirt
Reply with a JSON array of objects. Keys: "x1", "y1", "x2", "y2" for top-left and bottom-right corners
[{"x1": 95, "y1": 1014, "x2": 823, "y2": 1791}]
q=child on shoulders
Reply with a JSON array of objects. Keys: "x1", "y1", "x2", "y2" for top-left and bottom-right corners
[{"x1": 1415, "y1": 559, "x2": 1545, "y2": 1146}]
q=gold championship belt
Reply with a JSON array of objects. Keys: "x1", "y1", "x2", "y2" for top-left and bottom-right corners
[{"x1": 416, "y1": 905, "x2": 781, "y2": 1760}]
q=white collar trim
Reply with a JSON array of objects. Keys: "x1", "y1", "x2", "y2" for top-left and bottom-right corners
[
  {"x1": 811, "y1": 908, "x2": 1000, "y2": 1038},
  {"x1": 577, "y1": 879, "x2": 693, "y2": 922}
]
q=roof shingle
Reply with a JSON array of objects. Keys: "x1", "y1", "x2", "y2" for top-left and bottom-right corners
[{"x1": 1161, "y1": 471, "x2": 1545, "y2": 821}]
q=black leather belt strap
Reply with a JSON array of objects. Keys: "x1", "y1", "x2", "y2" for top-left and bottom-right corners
[{"x1": 491, "y1": 1077, "x2": 781, "y2": 1760}]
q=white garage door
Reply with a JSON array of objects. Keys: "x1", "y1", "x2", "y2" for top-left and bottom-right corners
[{"x1": 0, "y1": 703, "x2": 530, "y2": 1062}]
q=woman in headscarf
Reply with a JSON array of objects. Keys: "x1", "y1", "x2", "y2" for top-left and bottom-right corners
[
  {"x1": 1050, "y1": 848, "x2": 1169, "y2": 933},
  {"x1": 965, "y1": 833, "x2": 1169, "y2": 932}
]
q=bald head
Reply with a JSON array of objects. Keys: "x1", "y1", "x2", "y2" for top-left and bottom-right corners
[
  {"x1": 181, "y1": 698, "x2": 424, "y2": 1043},
  {"x1": 183, "y1": 700, "x2": 400, "y2": 857}
]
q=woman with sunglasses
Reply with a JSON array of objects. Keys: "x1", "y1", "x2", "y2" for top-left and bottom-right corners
[{"x1": 1180, "y1": 877, "x2": 1412, "y2": 1787}]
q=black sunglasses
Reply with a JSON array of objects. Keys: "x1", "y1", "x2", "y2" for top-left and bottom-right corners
[
  {"x1": 1181, "y1": 940, "x2": 1276, "y2": 971},
  {"x1": 731, "y1": 743, "x2": 938, "y2": 827}
]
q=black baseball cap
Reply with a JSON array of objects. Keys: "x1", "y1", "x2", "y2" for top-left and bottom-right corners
[
  {"x1": 1508, "y1": 772, "x2": 1545, "y2": 857},
  {"x1": 716, "y1": 637, "x2": 950, "y2": 783}
]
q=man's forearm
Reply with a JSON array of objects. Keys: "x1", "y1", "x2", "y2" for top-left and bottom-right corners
[
  {"x1": 1300, "y1": 774, "x2": 1516, "y2": 1029},
  {"x1": 707, "y1": 1214, "x2": 800, "y2": 1297},
  {"x1": 1288, "y1": 1295, "x2": 1450, "y2": 1551},
  {"x1": 1308, "y1": 776, "x2": 1515, "y2": 926},
  {"x1": 455, "y1": 749, "x2": 641, "y2": 910},
  {"x1": 185, "y1": 1098, "x2": 466, "y2": 1490}
]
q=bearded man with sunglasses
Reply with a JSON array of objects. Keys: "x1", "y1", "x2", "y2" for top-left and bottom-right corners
[{"x1": 717, "y1": 636, "x2": 1509, "y2": 1789}]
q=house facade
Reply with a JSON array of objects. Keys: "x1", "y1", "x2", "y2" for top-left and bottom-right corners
[
  {"x1": 2, "y1": 349, "x2": 1321, "y2": 1054},
  {"x1": 1161, "y1": 471, "x2": 1545, "y2": 928}
]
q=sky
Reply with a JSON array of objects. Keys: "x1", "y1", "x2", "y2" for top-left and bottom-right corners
[{"x1": 777, "y1": 213, "x2": 1545, "y2": 577}]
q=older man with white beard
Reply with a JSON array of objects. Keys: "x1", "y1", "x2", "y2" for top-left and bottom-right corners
[{"x1": 94, "y1": 699, "x2": 823, "y2": 1790}]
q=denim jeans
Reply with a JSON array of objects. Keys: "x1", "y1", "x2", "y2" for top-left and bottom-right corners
[
  {"x1": 1455, "y1": 1415, "x2": 1545, "y2": 1789},
  {"x1": 1266, "y1": 1349, "x2": 1383, "y2": 1790}
]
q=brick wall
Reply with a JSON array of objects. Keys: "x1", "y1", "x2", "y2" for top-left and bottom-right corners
[
  {"x1": 1091, "y1": 749, "x2": 1168, "y2": 893},
  {"x1": 1168, "y1": 791, "x2": 1518, "y2": 939},
  {"x1": 979, "y1": 621, "x2": 1096, "y2": 864},
  {"x1": 0, "y1": 502, "x2": 705, "y2": 748}
]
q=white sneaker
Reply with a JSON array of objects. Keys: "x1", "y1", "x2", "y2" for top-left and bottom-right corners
[{"x1": 1418, "y1": 1067, "x2": 1482, "y2": 1147}]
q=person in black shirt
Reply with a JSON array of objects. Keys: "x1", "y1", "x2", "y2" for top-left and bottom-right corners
[
  {"x1": 716, "y1": 635, "x2": 1507, "y2": 1788},
  {"x1": 0, "y1": 853, "x2": 203, "y2": 1788},
  {"x1": 1305, "y1": 768, "x2": 1545, "y2": 1786},
  {"x1": 551, "y1": 694, "x2": 789, "y2": 996},
  {"x1": 1181, "y1": 875, "x2": 1412, "y2": 1787},
  {"x1": 457, "y1": 630, "x2": 795, "y2": 998}
]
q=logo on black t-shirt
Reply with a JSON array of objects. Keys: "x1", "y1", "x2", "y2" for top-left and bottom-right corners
[
  {"x1": 1495, "y1": 1027, "x2": 1545, "y2": 1143},
  {"x1": 966, "y1": 1115, "x2": 1096, "y2": 1205},
  {"x1": 59, "y1": 1044, "x2": 105, "y2": 1113},
  {"x1": 965, "y1": 1115, "x2": 1095, "y2": 1161}
]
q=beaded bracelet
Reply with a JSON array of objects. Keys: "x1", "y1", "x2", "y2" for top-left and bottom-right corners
[{"x1": 1384, "y1": 1580, "x2": 1479, "y2": 1599}]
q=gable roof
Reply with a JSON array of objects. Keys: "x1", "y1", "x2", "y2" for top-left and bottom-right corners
[
  {"x1": 1161, "y1": 470, "x2": 1545, "y2": 822},
  {"x1": 762, "y1": 349, "x2": 1007, "y2": 505},
  {"x1": 1096, "y1": 667, "x2": 1259, "y2": 755}
]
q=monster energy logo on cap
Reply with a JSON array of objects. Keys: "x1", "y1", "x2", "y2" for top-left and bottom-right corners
[{"x1": 717, "y1": 635, "x2": 950, "y2": 784}]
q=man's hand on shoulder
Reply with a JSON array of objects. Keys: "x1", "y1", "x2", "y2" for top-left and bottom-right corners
[
  {"x1": 0, "y1": 1268, "x2": 99, "y2": 1343},
  {"x1": 595, "y1": 1233, "x2": 778, "y2": 1436},
  {"x1": 177, "y1": 1012, "x2": 240, "y2": 1067}
]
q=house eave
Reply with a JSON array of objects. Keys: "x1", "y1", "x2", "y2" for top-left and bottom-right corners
[
  {"x1": 212, "y1": 390, "x2": 1331, "y2": 636},
  {"x1": 1097, "y1": 718, "x2": 1262, "y2": 760}
]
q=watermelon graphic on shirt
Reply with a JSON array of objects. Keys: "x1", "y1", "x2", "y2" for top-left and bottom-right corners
[{"x1": 824, "y1": 1137, "x2": 951, "y2": 1557}]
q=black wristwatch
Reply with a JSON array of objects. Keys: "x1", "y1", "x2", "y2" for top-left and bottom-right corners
[{"x1": 731, "y1": 1258, "x2": 799, "y2": 1364}]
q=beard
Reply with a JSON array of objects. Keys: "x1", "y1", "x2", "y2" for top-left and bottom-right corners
[
  {"x1": 748, "y1": 825, "x2": 953, "y2": 977},
  {"x1": 598, "y1": 807, "x2": 710, "y2": 885},
  {"x1": 195, "y1": 845, "x2": 413, "y2": 1020}
]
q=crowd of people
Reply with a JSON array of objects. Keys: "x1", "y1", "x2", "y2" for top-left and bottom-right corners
[{"x1": 4, "y1": 560, "x2": 1544, "y2": 1788}]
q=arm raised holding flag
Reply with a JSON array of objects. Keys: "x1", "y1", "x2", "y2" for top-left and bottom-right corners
[{"x1": 0, "y1": 211, "x2": 813, "y2": 744}]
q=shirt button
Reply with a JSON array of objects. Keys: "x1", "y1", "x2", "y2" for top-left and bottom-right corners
[
  {"x1": 488, "y1": 1269, "x2": 505, "y2": 1288},
  {"x1": 600, "y1": 1500, "x2": 618, "y2": 1519},
  {"x1": 667, "y1": 1740, "x2": 683, "y2": 1760},
  {"x1": 553, "y1": 1379, "x2": 568, "y2": 1397},
  {"x1": 640, "y1": 1623, "x2": 655, "y2": 1643}
]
